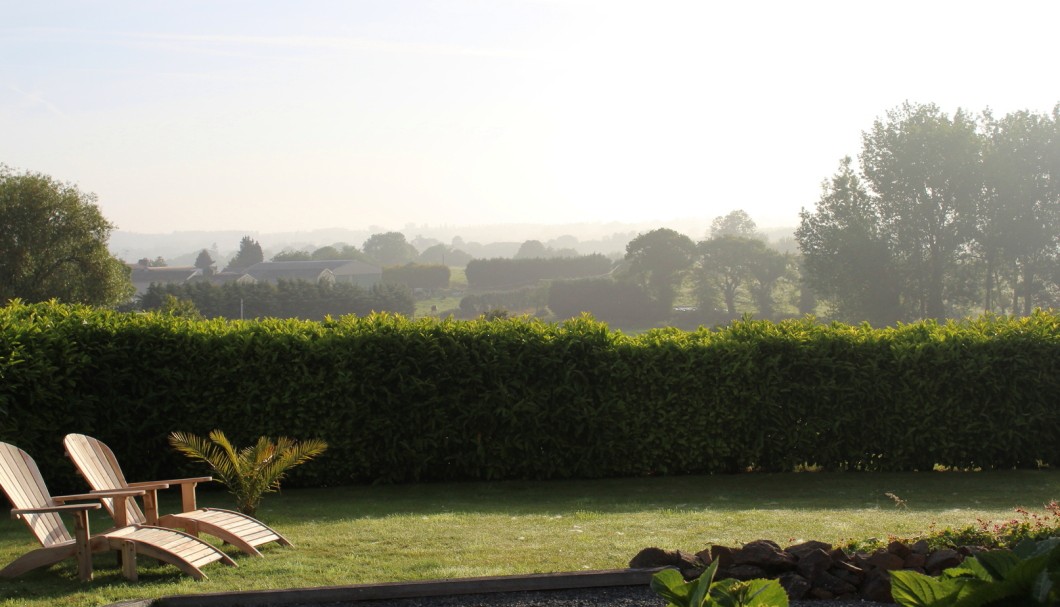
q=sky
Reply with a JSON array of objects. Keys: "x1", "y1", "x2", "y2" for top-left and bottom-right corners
[{"x1": 3, "y1": 1, "x2": 1060, "y2": 237}]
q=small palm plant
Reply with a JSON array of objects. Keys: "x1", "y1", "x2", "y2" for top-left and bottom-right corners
[{"x1": 169, "y1": 429, "x2": 328, "y2": 516}]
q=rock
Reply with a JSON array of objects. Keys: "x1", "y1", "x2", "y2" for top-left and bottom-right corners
[
  {"x1": 814, "y1": 570, "x2": 857, "y2": 596},
  {"x1": 710, "y1": 545, "x2": 734, "y2": 569},
  {"x1": 795, "y1": 549, "x2": 832, "y2": 581},
  {"x1": 831, "y1": 559, "x2": 864, "y2": 577},
  {"x1": 832, "y1": 568, "x2": 861, "y2": 586},
  {"x1": 887, "y1": 540, "x2": 912, "y2": 559},
  {"x1": 694, "y1": 548, "x2": 713, "y2": 567},
  {"x1": 911, "y1": 539, "x2": 930, "y2": 554},
  {"x1": 861, "y1": 569, "x2": 893, "y2": 603},
  {"x1": 904, "y1": 552, "x2": 927, "y2": 569},
  {"x1": 629, "y1": 547, "x2": 700, "y2": 570},
  {"x1": 865, "y1": 549, "x2": 906, "y2": 571},
  {"x1": 777, "y1": 572, "x2": 811, "y2": 600},
  {"x1": 925, "y1": 549, "x2": 962, "y2": 574},
  {"x1": 830, "y1": 547, "x2": 852, "y2": 563},
  {"x1": 727, "y1": 564, "x2": 768, "y2": 580},
  {"x1": 732, "y1": 540, "x2": 796, "y2": 572},
  {"x1": 786, "y1": 540, "x2": 833, "y2": 560},
  {"x1": 681, "y1": 567, "x2": 704, "y2": 580},
  {"x1": 809, "y1": 587, "x2": 835, "y2": 600}
]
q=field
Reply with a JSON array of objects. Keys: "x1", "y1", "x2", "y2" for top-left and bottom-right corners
[{"x1": 1, "y1": 470, "x2": 1057, "y2": 607}]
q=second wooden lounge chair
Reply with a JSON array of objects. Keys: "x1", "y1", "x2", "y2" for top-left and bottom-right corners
[
  {"x1": 64, "y1": 433, "x2": 292, "y2": 558},
  {"x1": 0, "y1": 441, "x2": 236, "y2": 581}
]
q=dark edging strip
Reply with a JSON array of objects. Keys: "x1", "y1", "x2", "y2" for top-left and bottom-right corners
[{"x1": 128, "y1": 568, "x2": 661, "y2": 607}]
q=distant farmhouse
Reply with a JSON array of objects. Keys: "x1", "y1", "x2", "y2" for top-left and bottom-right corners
[
  {"x1": 128, "y1": 259, "x2": 382, "y2": 296},
  {"x1": 243, "y1": 260, "x2": 382, "y2": 287},
  {"x1": 128, "y1": 265, "x2": 201, "y2": 296}
]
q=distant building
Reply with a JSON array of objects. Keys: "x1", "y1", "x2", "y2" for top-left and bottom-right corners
[
  {"x1": 127, "y1": 264, "x2": 201, "y2": 296},
  {"x1": 243, "y1": 260, "x2": 382, "y2": 287},
  {"x1": 188, "y1": 271, "x2": 256, "y2": 287}
]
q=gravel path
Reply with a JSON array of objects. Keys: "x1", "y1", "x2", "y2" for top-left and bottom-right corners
[{"x1": 294, "y1": 585, "x2": 892, "y2": 607}]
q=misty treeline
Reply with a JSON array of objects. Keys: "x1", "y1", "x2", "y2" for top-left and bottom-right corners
[
  {"x1": 127, "y1": 101, "x2": 1060, "y2": 328},
  {"x1": 140, "y1": 280, "x2": 414, "y2": 321},
  {"x1": 465, "y1": 254, "x2": 613, "y2": 289},
  {"x1": 796, "y1": 102, "x2": 1060, "y2": 324}
]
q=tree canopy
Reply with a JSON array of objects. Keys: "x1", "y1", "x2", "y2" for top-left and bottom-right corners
[
  {"x1": 0, "y1": 166, "x2": 133, "y2": 306},
  {"x1": 797, "y1": 102, "x2": 1060, "y2": 324},
  {"x1": 623, "y1": 228, "x2": 696, "y2": 310},
  {"x1": 224, "y1": 236, "x2": 264, "y2": 271},
  {"x1": 363, "y1": 232, "x2": 418, "y2": 267},
  {"x1": 194, "y1": 249, "x2": 216, "y2": 274},
  {"x1": 710, "y1": 210, "x2": 759, "y2": 239}
]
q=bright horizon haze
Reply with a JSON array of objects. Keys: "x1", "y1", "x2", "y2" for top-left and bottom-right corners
[{"x1": 3, "y1": 1, "x2": 1059, "y2": 236}]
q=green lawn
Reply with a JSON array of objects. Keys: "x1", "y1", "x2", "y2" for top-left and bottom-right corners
[{"x1": 1, "y1": 470, "x2": 1057, "y2": 607}]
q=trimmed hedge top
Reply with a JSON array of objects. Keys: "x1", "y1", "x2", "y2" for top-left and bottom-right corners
[{"x1": 1, "y1": 301, "x2": 1058, "y2": 492}]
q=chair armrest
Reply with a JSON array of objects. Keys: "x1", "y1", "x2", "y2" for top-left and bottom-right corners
[
  {"x1": 109, "y1": 482, "x2": 170, "y2": 491},
  {"x1": 128, "y1": 477, "x2": 211, "y2": 513},
  {"x1": 11, "y1": 503, "x2": 101, "y2": 518},
  {"x1": 53, "y1": 489, "x2": 146, "y2": 503},
  {"x1": 128, "y1": 476, "x2": 212, "y2": 486}
]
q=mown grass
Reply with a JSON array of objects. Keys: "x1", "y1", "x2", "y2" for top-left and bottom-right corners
[{"x1": 1, "y1": 470, "x2": 1057, "y2": 607}]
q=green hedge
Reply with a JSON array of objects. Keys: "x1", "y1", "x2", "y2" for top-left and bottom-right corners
[
  {"x1": 465, "y1": 254, "x2": 612, "y2": 289},
  {"x1": 459, "y1": 286, "x2": 550, "y2": 317},
  {"x1": 1, "y1": 301, "x2": 1058, "y2": 493}
]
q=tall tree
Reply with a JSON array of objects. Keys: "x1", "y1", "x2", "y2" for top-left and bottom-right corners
[
  {"x1": 980, "y1": 108, "x2": 1060, "y2": 314},
  {"x1": 225, "y1": 236, "x2": 264, "y2": 272},
  {"x1": 746, "y1": 246, "x2": 790, "y2": 319},
  {"x1": 194, "y1": 249, "x2": 216, "y2": 275},
  {"x1": 709, "y1": 210, "x2": 758, "y2": 239},
  {"x1": 623, "y1": 228, "x2": 696, "y2": 310},
  {"x1": 860, "y1": 102, "x2": 982, "y2": 319},
  {"x1": 271, "y1": 249, "x2": 312, "y2": 262},
  {"x1": 695, "y1": 236, "x2": 769, "y2": 317},
  {"x1": 311, "y1": 244, "x2": 366, "y2": 261},
  {"x1": 515, "y1": 240, "x2": 550, "y2": 259},
  {"x1": 418, "y1": 244, "x2": 473, "y2": 266},
  {"x1": 0, "y1": 166, "x2": 133, "y2": 306},
  {"x1": 796, "y1": 157, "x2": 901, "y2": 325},
  {"x1": 363, "y1": 232, "x2": 418, "y2": 266}
]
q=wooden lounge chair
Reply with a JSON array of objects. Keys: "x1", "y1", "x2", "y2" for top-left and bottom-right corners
[
  {"x1": 0, "y1": 441, "x2": 235, "y2": 581},
  {"x1": 64, "y1": 433, "x2": 292, "y2": 558}
]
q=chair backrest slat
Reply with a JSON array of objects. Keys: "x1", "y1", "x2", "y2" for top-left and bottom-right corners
[
  {"x1": 64, "y1": 434, "x2": 147, "y2": 525},
  {"x1": 0, "y1": 442, "x2": 74, "y2": 547}
]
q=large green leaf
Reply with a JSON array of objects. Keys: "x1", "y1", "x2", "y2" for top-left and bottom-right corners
[
  {"x1": 891, "y1": 569, "x2": 963, "y2": 607},
  {"x1": 650, "y1": 568, "x2": 694, "y2": 607},
  {"x1": 969, "y1": 550, "x2": 1020, "y2": 581},
  {"x1": 740, "y1": 578, "x2": 790, "y2": 607},
  {"x1": 690, "y1": 561, "x2": 719, "y2": 607}
]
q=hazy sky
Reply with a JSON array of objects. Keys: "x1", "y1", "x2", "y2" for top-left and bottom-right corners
[{"x1": 3, "y1": 1, "x2": 1059, "y2": 235}]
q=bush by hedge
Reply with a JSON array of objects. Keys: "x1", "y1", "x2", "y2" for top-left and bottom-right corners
[
  {"x1": 548, "y1": 278, "x2": 668, "y2": 326},
  {"x1": 381, "y1": 263, "x2": 450, "y2": 290},
  {"x1": 465, "y1": 254, "x2": 612, "y2": 289},
  {"x1": 459, "y1": 286, "x2": 550, "y2": 318},
  {"x1": 1, "y1": 301, "x2": 1058, "y2": 493},
  {"x1": 139, "y1": 280, "x2": 414, "y2": 320}
]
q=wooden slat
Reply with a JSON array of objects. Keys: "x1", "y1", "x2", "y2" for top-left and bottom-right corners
[
  {"x1": 1, "y1": 441, "x2": 233, "y2": 582},
  {"x1": 64, "y1": 434, "x2": 148, "y2": 526},
  {"x1": 0, "y1": 443, "x2": 73, "y2": 547},
  {"x1": 239, "y1": 529, "x2": 280, "y2": 543},
  {"x1": 64, "y1": 435, "x2": 289, "y2": 557}
]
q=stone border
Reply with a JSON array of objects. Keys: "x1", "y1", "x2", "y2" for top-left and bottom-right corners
[{"x1": 108, "y1": 568, "x2": 661, "y2": 607}]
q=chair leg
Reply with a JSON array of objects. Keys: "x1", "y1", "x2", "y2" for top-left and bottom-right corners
[
  {"x1": 74, "y1": 510, "x2": 93, "y2": 582},
  {"x1": 121, "y1": 541, "x2": 137, "y2": 581}
]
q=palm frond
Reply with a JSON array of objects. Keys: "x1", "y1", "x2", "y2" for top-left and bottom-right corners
[{"x1": 169, "y1": 430, "x2": 328, "y2": 516}]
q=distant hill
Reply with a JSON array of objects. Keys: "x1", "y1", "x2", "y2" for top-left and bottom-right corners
[{"x1": 108, "y1": 220, "x2": 796, "y2": 266}]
